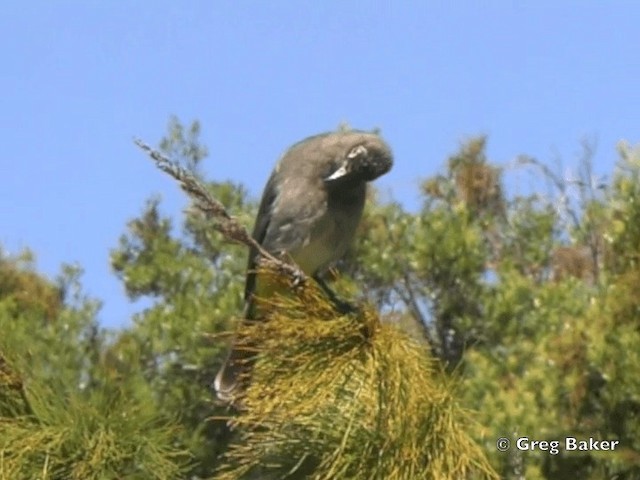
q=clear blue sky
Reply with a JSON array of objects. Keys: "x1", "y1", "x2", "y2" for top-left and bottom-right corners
[{"x1": 2, "y1": 2, "x2": 638, "y2": 328}]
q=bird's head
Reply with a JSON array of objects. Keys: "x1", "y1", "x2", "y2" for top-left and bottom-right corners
[{"x1": 324, "y1": 132, "x2": 393, "y2": 185}]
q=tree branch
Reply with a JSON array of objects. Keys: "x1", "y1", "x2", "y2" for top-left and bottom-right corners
[{"x1": 134, "y1": 138, "x2": 306, "y2": 284}]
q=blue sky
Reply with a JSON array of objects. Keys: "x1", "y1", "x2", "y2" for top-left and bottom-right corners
[{"x1": 2, "y1": 2, "x2": 638, "y2": 328}]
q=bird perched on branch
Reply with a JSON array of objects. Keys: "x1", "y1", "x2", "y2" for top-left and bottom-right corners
[{"x1": 214, "y1": 128, "x2": 393, "y2": 401}]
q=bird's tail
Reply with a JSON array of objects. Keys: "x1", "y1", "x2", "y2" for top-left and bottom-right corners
[
  {"x1": 213, "y1": 341, "x2": 254, "y2": 402},
  {"x1": 213, "y1": 300, "x2": 258, "y2": 402}
]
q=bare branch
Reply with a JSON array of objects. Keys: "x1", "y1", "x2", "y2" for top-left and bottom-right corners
[
  {"x1": 134, "y1": 138, "x2": 306, "y2": 283},
  {"x1": 516, "y1": 155, "x2": 582, "y2": 229}
]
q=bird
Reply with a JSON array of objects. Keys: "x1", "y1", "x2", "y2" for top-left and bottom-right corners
[{"x1": 213, "y1": 128, "x2": 393, "y2": 402}]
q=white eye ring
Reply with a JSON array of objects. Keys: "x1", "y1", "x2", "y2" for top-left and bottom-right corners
[{"x1": 347, "y1": 145, "x2": 367, "y2": 158}]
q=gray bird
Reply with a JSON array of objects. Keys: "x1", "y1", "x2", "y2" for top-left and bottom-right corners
[{"x1": 214, "y1": 129, "x2": 393, "y2": 401}]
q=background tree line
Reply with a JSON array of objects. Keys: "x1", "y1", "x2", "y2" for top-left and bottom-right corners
[{"x1": 1, "y1": 118, "x2": 638, "y2": 479}]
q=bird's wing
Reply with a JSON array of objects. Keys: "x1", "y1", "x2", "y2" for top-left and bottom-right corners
[
  {"x1": 244, "y1": 173, "x2": 326, "y2": 302},
  {"x1": 244, "y1": 171, "x2": 279, "y2": 302}
]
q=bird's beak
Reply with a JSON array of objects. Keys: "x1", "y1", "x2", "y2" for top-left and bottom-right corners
[{"x1": 325, "y1": 163, "x2": 349, "y2": 182}]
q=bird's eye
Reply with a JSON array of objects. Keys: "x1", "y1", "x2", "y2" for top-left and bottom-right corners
[{"x1": 347, "y1": 145, "x2": 368, "y2": 159}]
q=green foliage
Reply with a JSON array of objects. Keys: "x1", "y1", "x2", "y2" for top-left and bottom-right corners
[
  {"x1": 216, "y1": 272, "x2": 498, "y2": 480},
  {"x1": 0, "y1": 251, "x2": 101, "y2": 393},
  {"x1": 0, "y1": 252, "x2": 191, "y2": 479},
  {"x1": 342, "y1": 137, "x2": 640, "y2": 478},
  {"x1": 607, "y1": 141, "x2": 640, "y2": 274},
  {"x1": 3, "y1": 118, "x2": 640, "y2": 478},
  {"x1": 109, "y1": 118, "x2": 252, "y2": 476},
  {"x1": 0, "y1": 356, "x2": 190, "y2": 479}
]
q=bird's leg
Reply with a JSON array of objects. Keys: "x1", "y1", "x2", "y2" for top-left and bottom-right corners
[{"x1": 312, "y1": 274, "x2": 358, "y2": 314}]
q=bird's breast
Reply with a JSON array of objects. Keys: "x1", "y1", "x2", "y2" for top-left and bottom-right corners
[{"x1": 290, "y1": 184, "x2": 366, "y2": 274}]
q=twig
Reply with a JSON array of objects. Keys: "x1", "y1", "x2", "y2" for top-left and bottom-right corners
[{"x1": 134, "y1": 138, "x2": 306, "y2": 283}]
